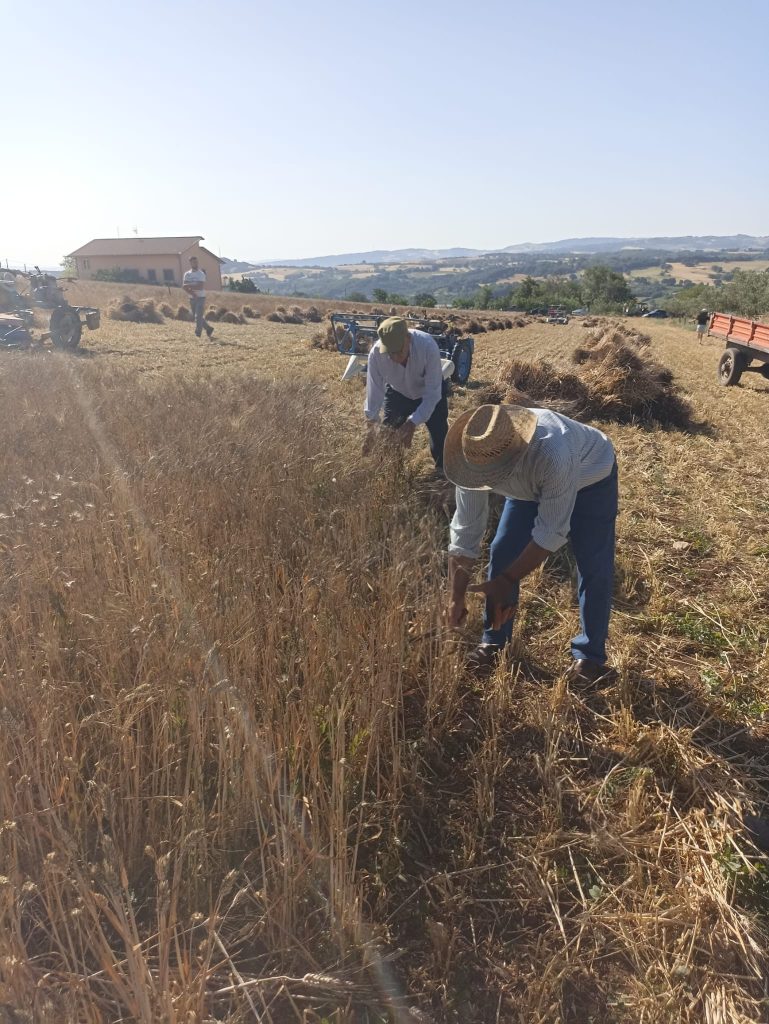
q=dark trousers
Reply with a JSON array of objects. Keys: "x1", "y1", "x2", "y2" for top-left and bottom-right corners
[
  {"x1": 382, "y1": 383, "x2": 450, "y2": 469},
  {"x1": 483, "y1": 463, "x2": 618, "y2": 664}
]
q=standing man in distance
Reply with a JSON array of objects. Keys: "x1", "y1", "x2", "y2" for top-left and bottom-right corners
[
  {"x1": 695, "y1": 308, "x2": 709, "y2": 343},
  {"x1": 445, "y1": 403, "x2": 618, "y2": 685},
  {"x1": 183, "y1": 255, "x2": 214, "y2": 340},
  {"x1": 363, "y1": 316, "x2": 449, "y2": 471}
]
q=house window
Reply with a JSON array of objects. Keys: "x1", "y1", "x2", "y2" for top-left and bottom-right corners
[
  {"x1": 83, "y1": 258, "x2": 90, "y2": 270},
  {"x1": 147, "y1": 269, "x2": 157, "y2": 282},
  {"x1": 163, "y1": 269, "x2": 175, "y2": 283}
]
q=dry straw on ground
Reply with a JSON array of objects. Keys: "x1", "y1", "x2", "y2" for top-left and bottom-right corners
[
  {"x1": 487, "y1": 324, "x2": 694, "y2": 428},
  {"x1": 0, "y1": 308, "x2": 768, "y2": 1023},
  {"x1": 107, "y1": 295, "x2": 164, "y2": 324}
]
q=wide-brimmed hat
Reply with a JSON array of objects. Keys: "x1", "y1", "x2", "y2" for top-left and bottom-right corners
[
  {"x1": 444, "y1": 404, "x2": 538, "y2": 490},
  {"x1": 377, "y1": 316, "x2": 409, "y2": 353}
]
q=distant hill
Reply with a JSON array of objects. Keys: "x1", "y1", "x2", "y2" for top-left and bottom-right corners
[
  {"x1": 224, "y1": 236, "x2": 769, "y2": 274},
  {"x1": 500, "y1": 235, "x2": 769, "y2": 255},
  {"x1": 249, "y1": 247, "x2": 486, "y2": 269}
]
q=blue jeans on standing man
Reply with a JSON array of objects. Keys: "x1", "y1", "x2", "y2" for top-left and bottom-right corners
[
  {"x1": 190, "y1": 296, "x2": 211, "y2": 338},
  {"x1": 482, "y1": 463, "x2": 618, "y2": 664}
]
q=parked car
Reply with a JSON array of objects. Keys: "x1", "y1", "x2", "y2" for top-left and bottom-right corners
[
  {"x1": 571, "y1": 307, "x2": 588, "y2": 316},
  {"x1": 642, "y1": 309, "x2": 669, "y2": 319}
]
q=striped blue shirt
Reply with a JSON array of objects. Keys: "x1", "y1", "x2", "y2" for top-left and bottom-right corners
[
  {"x1": 364, "y1": 330, "x2": 443, "y2": 426},
  {"x1": 449, "y1": 409, "x2": 615, "y2": 557}
]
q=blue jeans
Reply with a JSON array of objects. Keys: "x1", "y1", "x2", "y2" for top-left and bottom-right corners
[
  {"x1": 190, "y1": 296, "x2": 210, "y2": 337},
  {"x1": 482, "y1": 463, "x2": 618, "y2": 664}
]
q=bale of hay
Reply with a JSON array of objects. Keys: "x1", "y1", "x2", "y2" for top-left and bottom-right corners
[
  {"x1": 220, "y1": 310, "x2": 242, "y2": 324},
  {"x1": 282, "y1": 313, "x2": 304, "y2": 325},
  {"x1": 108, "y1": 296, "x2": 164, "y2": 324},
  {"x1": 276, "y1": 305, "x2": 287, "y2": 314},
  {"x1": 206, "y1": 307, "x2": 220, "y2": 322},
  {"x1": 266, "y1": 311, "x2": 286, "y2": 323},
  {"x1": 309, "y1": 330, "x2": 335, "y2": 350},
  {"x1": 304, "y1": 305, "x2": 322, "y2": 323},
  {"x1": 242, "y1": 305, "x2": 260, "y2": 319},
  {"x1": 465, "y1": 319, "x2": 485, "y2": 334},
  {"x1": 159, "y1": 302, "x2": 174, "y2": 317},
  {"x1": 176, "y1": 305, "x2": 193, "y2": 322},
  {"x1": 487, "y1": 334, "x2": 693, "y2": 428}
]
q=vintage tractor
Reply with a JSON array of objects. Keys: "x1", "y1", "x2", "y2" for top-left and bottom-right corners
[
  {"x1": 0, "y1": 268, "x2": 100, "y2": 349},
  {"x1": 330, "y1": 313, "x2": 475, "y2": 385}
]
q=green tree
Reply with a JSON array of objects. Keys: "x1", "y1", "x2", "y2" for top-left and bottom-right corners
[
  {"x1": 346, "y1": 290, "x2": 369, "y2": 303},
  {"x1": 474, "y1": 284, "x2": 493, "y2": 309},
  {"x1": 413, "y1": 292, "x2": 437, "y2": 307},
  {"x1": 61, "y1": 256, "x2": 76, "y2": 278},
  {"x1": 372, "y1": 288, "x2": 389, "y2": 303},
  {"x1": 581, "y1": 265, "x2": 633, "y2": 312}
]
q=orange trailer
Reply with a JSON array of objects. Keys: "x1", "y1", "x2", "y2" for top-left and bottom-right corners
[{"x1": 708, "y1": 312, "x2": 769, "y2": 385}]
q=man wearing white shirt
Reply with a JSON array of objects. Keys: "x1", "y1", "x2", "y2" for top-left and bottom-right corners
[
  {"x1": 182, "y1": 255, "x2": 214, "y2": 340},
  {"x1": 444, "y1": 403, "x2": 618, "y2": 685},
  {"x1": 363, "y1": 316, "x2": 449, "y2": 469}
]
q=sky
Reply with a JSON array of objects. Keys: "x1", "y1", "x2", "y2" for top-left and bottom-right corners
[{"x1": 3, "y1": 0, "x2": 769, "y2": 267}]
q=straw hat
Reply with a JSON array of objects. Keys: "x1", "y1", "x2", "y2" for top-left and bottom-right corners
[{"x1": 444, "y1": 404, "x2": 538, "y2": 490}]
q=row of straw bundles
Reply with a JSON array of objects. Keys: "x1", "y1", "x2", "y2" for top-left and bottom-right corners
[
  {"x1": 486, "y1": 328, "x2": 692, "y2": 428},
  {"x1": 107, "y1": 297, "x2": 165, "y2": 324},
  {"x1": 267, "y1": 304, "x2": 322, "y2": 325}
]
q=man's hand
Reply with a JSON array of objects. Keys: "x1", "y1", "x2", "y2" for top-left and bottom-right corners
[
  {"x1": 447, "y1": 554, "x2": 475, "y2": 631},
  {"x1": 396, "y1": 420, "x2": 416, "y2": 448},
  {"x1": 446, "y1": 599, "x2": 468, "y2": 629},
  {"x1": 467, "y1": 576, "x2": 517, "y2": 631}
]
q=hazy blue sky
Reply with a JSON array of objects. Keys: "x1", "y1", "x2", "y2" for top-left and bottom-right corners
[{"x1": 4, "y1": 0, "x2": 768, "y2": 267}]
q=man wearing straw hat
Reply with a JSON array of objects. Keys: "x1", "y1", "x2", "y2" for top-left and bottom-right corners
[
  {"x1": 444, "y1": 404, "x2": 618, "y2": 685},
  {"x1": 363, "y1": 316, "x2": 449, "y2": 470}
]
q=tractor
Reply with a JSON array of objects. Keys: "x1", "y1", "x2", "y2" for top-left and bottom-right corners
[
  {"x1": 0, "y1": 268, "x2": 100, "y2": 349},
  {"x1": 330, "y1": 313, "x2": 475, "y2": 385}
]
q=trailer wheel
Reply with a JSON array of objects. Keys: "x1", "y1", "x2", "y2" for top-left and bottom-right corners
[
  {"x1": 718, "y1": 348, "x2": 745, "y2": 386},
  {"x1": 451, "y1": 339, "x2": 473, "y2": 384},
  {"x1": 50, "y1": 307, "x2": 82, "y2": 349}
]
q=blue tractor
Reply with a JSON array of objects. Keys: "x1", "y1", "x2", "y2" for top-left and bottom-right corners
[{"x1": 330, "y1": 313, "x2": 475, "y2": 385}]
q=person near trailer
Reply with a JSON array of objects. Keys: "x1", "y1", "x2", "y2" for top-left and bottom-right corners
[
  {"x1": 362, "y1": 316, "x2": 449, "y2": 471},
  {"x1": 695, "y1": 308, "x2": 709, "y2": 343}
]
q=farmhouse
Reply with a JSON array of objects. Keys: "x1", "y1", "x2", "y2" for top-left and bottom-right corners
[{"x1": 68, "y1": 236, "x2": 223, "y2": 289}]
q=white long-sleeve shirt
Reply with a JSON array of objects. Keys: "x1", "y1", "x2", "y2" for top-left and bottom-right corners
[
  {"x1": 364, "y1": 329, "x2": 443, "y2": 426},
  {"x1": 449, "y1": 409, "x2": 615, "y2": 557}
]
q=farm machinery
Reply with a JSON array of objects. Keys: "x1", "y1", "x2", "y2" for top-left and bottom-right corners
[
  {"x1": 330, "y1": 313, "x2": 475, "y2": 385},
  {"x1": 0, "y1": 269, "x2": 100, "y2": 350},
  {"x1": 708, "y1": 312, "x2": 769, "y2": 386}
]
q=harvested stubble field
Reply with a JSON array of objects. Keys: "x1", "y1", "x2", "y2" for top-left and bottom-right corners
[{"x1": 1, "y1": 287, "x2": 768, "y2": 1024}]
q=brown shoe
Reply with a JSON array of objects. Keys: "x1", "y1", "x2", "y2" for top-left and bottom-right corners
[
  {"x1": 465, "y1": 643, "x2": 503, "y2": 677},
  {"x1": 568, "y1": 659, "x2": 616, "y2": 690}
]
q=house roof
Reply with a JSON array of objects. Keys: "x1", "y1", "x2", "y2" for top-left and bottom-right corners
[{"x1": 69, "y1": 236, "x2": 204, "y2": 258}]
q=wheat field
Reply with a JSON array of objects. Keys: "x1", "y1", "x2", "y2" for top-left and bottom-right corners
[{"x1": 0, "y1": 289, "x2": 767, "y2": 1023}]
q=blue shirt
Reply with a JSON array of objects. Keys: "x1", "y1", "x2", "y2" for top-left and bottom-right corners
[
  {"x1": 364, "y1": 329, "x2": 443, "y2": 426},
  {"x1": 449, "y1": 409, "x2": 615, "y2": 556}
]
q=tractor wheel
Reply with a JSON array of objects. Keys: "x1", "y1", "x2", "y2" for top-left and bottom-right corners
[
  {"x1": 760, "y1": 364, "x2": 769, "y2": 380},
  {"x1": 451, "y1": 339, "x2": 473, "y2": 385},
  {"x1": 50, "y1": 307, "x2": 82, "y2": 349},
  {"x1": 718, "y1": 348, "x2": 747, "y2": 386}
]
